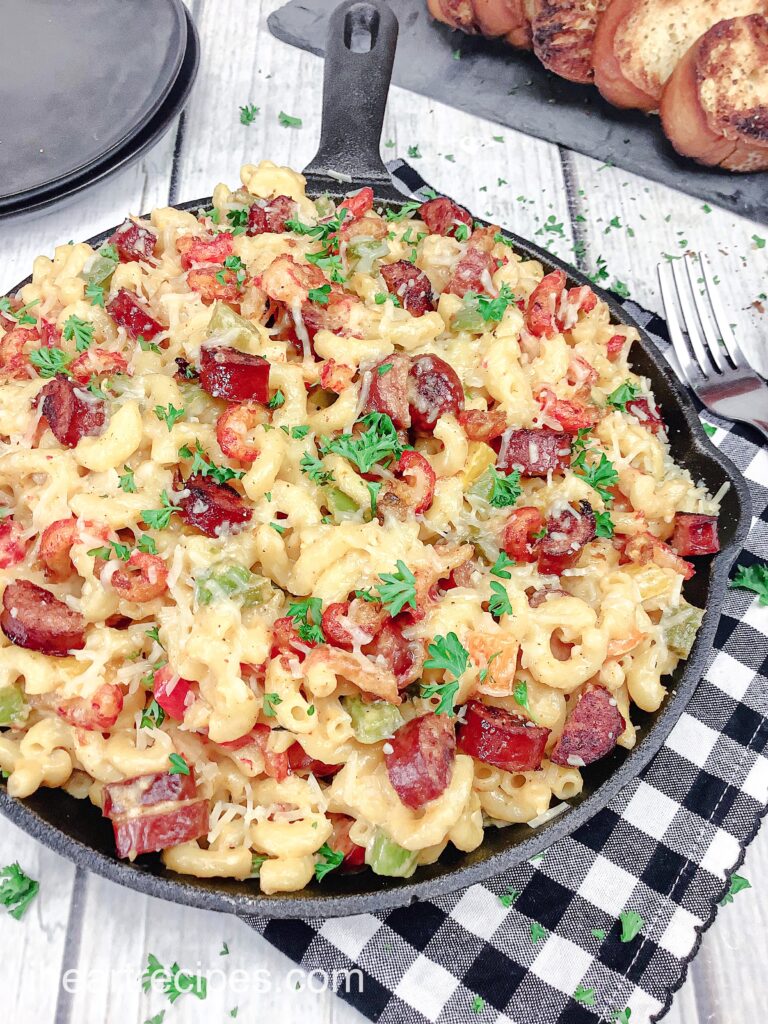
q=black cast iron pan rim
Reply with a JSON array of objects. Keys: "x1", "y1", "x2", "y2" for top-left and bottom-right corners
[
  {"x1": 0, "y1": 0, "x2": 752, "y2": 919},
  {"x1": 0, "y1": 5, "x2": 199, "y2": 221},
  {"x1": 1, "y1": 0, "x2": 189, "y2": 207}
]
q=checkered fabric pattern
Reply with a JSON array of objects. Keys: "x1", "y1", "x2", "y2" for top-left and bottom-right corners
[{"x1": 244, "y1": 173, "x2": 768, "y2": 1023}]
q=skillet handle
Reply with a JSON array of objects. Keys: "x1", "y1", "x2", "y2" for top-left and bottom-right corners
[{"x1": 303, "y1": 0, "x2": 399, "y2": 197}]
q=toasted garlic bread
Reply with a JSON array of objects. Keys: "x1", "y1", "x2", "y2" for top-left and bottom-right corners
[
  {"x1": 531, "y1": 0, "x2": 610, "y2": 83},
  {"x1": 593, "y1": 0, "x2": 764, "y2": 111},
  {"x1": 661, "y1": 14, "x2": 768, "y2": 171}
]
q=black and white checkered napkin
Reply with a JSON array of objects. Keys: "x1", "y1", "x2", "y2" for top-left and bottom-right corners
[{"x1": 244, "y1": 169, "x2": 768, "y2": 1024}]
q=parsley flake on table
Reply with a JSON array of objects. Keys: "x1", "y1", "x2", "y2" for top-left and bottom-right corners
[
  {"x1": 239, "y1": 103, "x2": 260, "y2": 125},
  {"x1": 407, "y1": 145, "x2": 422, "y2": 159},
  {"x1": 300, "y1": 451, "x2": 335, "y2": 486},
  {"x1": 752, "y1": 234, "x2": 766, "y2": 249},
  {"x1": 574, "y1": 986, "x2": 596, "y2": 1006},
  {"x1": 612, "y1": 279, "x2": 630, "y2": 299},
  {"x1": 591, "y1": 928, "x2": 606, "y2": 940},
  {"x1": 422, "y1": 632, "x2": 469, "y2": 713},
  {"x1": 314, "y1": 844, "x2": 344, "y2": 881},
  {"x1": 499, "y1": 886, "x2": 520, "y2": 908},
  {"x1": 118, "y1": 465, "x2": 137, "y2": 493},
  {"x1": 63, "y1": 314, "x2": 94, "y2": 352},
  {"x1": 488, "y1": 467, "x2": 521, "y2": 509},
  {"x1": 319, "y1": 412, "x2": 408, "y2": 474},
  {"x1": 29, "y1": 346, "x2": 72, "y2": 378},
  {"x1": 141, "y1": 491, "x2": 182, "y2": 530},
  {"x1": 530, "y1": 922, "x2": 548, "y2": 943},
  {"x1": 0, "y1": 862, "x2": 39, "y2": 920},
  {"x1": 701, "y1": 421, "x2": 717, "y2": 437},
  {"x1": 263, "y1": 692, "x2": 283, "y2": 718},
  {"x1": 619, "y1": 910, "x2": 644, "y2": 942},
  {"x1": 154, "y1": 403, "x2": 185, "y2": 431},
  {"x1": 278, "y1": 111, "x2": 302, "y2": 128},
  {"x1": 375, "y1": 560, "x2": 417, "y2": 616},
  {"x1": 594, "y1": 510, "x2": 615, "y2": 538},
  {"x1": 141, "y1": 952, "x2": 207, "y2": 1004},
  {"x1": 719, "y1": 872, "x2": 751, "y2": 905},
  {"x1": 168, "y1": 753, "x2": 190, "y2": 776},
  {"x1": 471, "y1": 995, "x2": 485, "y2": 1014},
  {"x1": 729, "y1": 564, "x2": 768, "y2": 605},
  {"x1": 612, "y1": 1009, "x2": 631, "y2": 1024},
  {"x1": 607, "y1": 380, "x2": 641, "y2": 410},
  {"x1": 142, "y1": 1012, "x2": 165, "y2": 1024},
  {"x1": 489, "y1": 580, "x2": 513, "y2": 619},
  {"x1": 220, "y1": 942, "x2": 230, "y2": 956}
]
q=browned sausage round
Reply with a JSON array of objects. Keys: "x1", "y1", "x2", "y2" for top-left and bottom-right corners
[{"x1": 1, "y1": 580, "x2": 86, "y2": 656}]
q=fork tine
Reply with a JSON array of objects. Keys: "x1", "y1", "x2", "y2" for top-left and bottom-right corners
[
  {"x1": 669, "y1": 257, "x2": 712, "y2": 376},
  {"x1": 683, "y1": 253, "x2": 727, "y2": 372},
  {"x1": 657, "y1": 262, "x2": 704, "y2": 387},
  {"x1": 699, "y1": 258, "x2": 748, "y2": 368}
]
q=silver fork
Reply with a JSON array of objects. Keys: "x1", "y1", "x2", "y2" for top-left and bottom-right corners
[{"x1": 657, "y1": 252, "x2": 768, "y2": 442}]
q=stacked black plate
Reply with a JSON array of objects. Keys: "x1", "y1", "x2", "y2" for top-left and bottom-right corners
[{"x1": 0, "y1": 0, "x2": 199, "y2": 218}]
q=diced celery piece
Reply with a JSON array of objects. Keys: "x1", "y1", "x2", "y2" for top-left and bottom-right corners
[
  {"x1": 195, "y1": 563, "x2": 271, "y2": 606},
  {"x1": 469, "y1": 467, "x2": 495, "y2": 503},
  {"x1": 325, "y1": 487, "x2": 359, "y2": 522},
  {"x1": 347, "y1": 239, "x2": 389, "y2": 275},
  {"x1": 450, "y1": 302, "x2": 484, "y2": 333},
  {"x1": 343, "y1": 695, "x2": 404, "y2": 744},
  {"x1": 251, "y1": 854, "x2": 267, "y2": 877},
  {"x1": 664, "y1": 604, "x2": 704, "y2": 658},
  {"x1": 315, "y1": 194, "x2": 336, "y2": 219},
  {"x1": 366, "y1": 831, "x2": 418, "y2": 878},
  {"x1": 460, "y1": 442, "x2": 496, "y2": 489},
  {"x1": 206, "y1": 301, "x2": 261, "y2": 344},
  {"x1": 0, "y1": 685, "x2": 26, "y2": 727},
  {"x1": 80, "y1": 254, "x2": 117, "y2": 287}
]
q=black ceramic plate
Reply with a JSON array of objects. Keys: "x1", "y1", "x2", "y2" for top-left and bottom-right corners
[
  {"x1": 0, "y1": 0, "x2": 187, "y2": 207},
  {"x1": 0, "y1": 9, "x2": 199, "y2": 221},
  {"x1": 0, "y1": 0, "x2": 752, "y2": 919}
]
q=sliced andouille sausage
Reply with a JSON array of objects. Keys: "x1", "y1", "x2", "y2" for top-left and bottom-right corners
[
  {"x1": 321, "y1": 599, "x2": 387, "y2": 650},
  {"x1": 457, "y1": 700, "x2": 550, "y2": 772},
  {"x1": 176, "y1": 473, "x2": 253, "y2": 538},
  {"x1": 376, "y1": 450, "x2": 437, "y2": 521},
  {"x1": 199, "y1": 346, "x2": 270, "y2": 403},
  {"x1": 538, "y1": 500, "x2": 596, "y2": 575},
  {"x1": 408, "y1": 354, "x2": 464, "y2": 433},
  {"x1": 497, "y1": 427, "x2": 571, "y2": 476},
  {"x1": 444, "y1": 249, "x2": 497, "y2": 297},
  {"x1": 625, "y1": 396, "x2": 665, "y2": 435},
  {"x1": 364, "y1": 620, "x2": 425, "y2": 690},
  {"x1": 385, "y1": 712, "x2": 456, "y2": 809},
  {"x1": 550, "y1": 687, "x2": 625, "y2": 767},
  {"x1": 286, "y1": 741, "x2": 342, "y2": 778},
  {"x1": 362, "y1": 352, "x2": 412, "y2": 429},
  {"x1": 501, "y1": 507, "x2": 544, "y2": 563},
  {"x1": 107, "y1": 288, "x2": 163, "y2": 340},
  {"x1": 328, "y1": 812, "x2": 366, "y2": 869},
  {"x1": 671, "y1": 512, "x2": 720, "y2": 557},
  {"x1": 38, "y1": 376, "x2": 106, "y2": 448},
  {"x1": 108, "y1": 220, "x2": 158, "y2": 263},
  {"x1": 103, "y1": 770, "x2": 208, "y2": 859},
  {"x1": 247, "y1": 195, "x2": 298, "y2": 235},
  {"x1": 1, "y1": 580, "x2": 86, "y2": 656},
  {"x1": 418, "y1": 197, "x2": 473, "y2": 238},
  {"x1": 380, "y1": 261, "x2": 435, "y2": 317},
  {"x1": 457, "y1": 408, "x2": 507, "y2": 441}
]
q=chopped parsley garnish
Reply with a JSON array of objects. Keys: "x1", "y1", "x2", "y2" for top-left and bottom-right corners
[
  {"x1": 141, "y1": 490, "x2": 182, "y2": 530},
  {"x1": 142, "y1": 953, "x2": 207, "y2": 1003},
  {"x1": 366, "y1": 480, "x2": 381, "y2": 516},
  {"x1": 285, "y1": 208, "x2": 349, "y2": 241},
  {"x1": 573, "y1": 986, "x2": 596, "y2": 1006},
  {"x1": 384, "y1": 200, "x2": 421, "y2": 222},
  {"x1": 154, "y1": 403, "x2": 185, "y2": 430},
  {"x1": 270, "y1": 522, "x2": 287, "y2": 534},
  {"x1": 177, "y1": 439, "x2": 244, "y2": 485},
  {"x1": 607, "y1": 380, "x2": 641, "y2": 411},
  {"x1": 268, "y1": 389, "x2": 285, "y2": 409},
  {"x1": 139, "y1": 336, "x2": 161, "y2": 354},
  {"x1": 145, "y1": 626, "x2": 162, "y2": 645},
  {"x1": 729, "y1": 563, "x2": 768, "y2": 605},
  {"x1": 594, "y1": 510, "x2": 614, "y2": 538},
  {"x1": 300, "y1": 451, "x2": 335, "y2": 485},
  {"x1": 168, "y1": 753, "x2": 190, "y2": 776},
  {"x1": 612, "y1": 1010, "x2": 632, "y2": 1024},
  {"x1": 0, "y1": 297, "x2": 40, "y2": 326},
  {"x1": 140, "y1": 699, "x2": 166, "y2": 730},
  {"x1": 239, "y1": 103, "x2": 260, "y2": 125},
  {"x1": 290, "y1": 425, "x2": 311, "y2": 440},
  {"x1": 752, "y1": 234, "x2": 766, "y2": 250},
  {"x1": 488, "y1": 467, "x2": 521, "y2": 509},
  {"x1": 493, "y1": 232, "x2": 514, "y2": 248},
  {"x1": 513, "y1": 680, "x2": 530, "y2": 714},
  {"x1": 619, "y1": 910, "x2": 644, "y2": 942},
  {"x1": 278, "y1": 111, "x2": 303, "y2": 128},
  {"x1": 377, "y1": 362, "x2": 393, "y2": 376},
  {"x1": 354, "y1": 588, "x2": 377, "y2": 602},
  {"x1": 530, "y1": 922, "x2": 548, "y2": 943},
  {"x1": 29, "y1": 346, "x2": 72, "y2": 378},
  {"x1": 319, "y1": 412, "x2": 408, "y2": 474},
  {"x1": 422, "y1": 632, "x2": 469, "y2": 715},
  {"x1": 490, "y1": 551, "x2": 515, "y2": 578},
  {"x1": 407, "y1": 145, "x2": 422, "y2": 159},
  {"x1": 63, "y1": 315, "x2": 94, "y2": 352},
  {"x1": 720, "y1": 872, "x2": 751, "y2": 905},
  {"x1": 571, "y1": 435, "x2": 618, "y2": 504},
  {"x1": 314, "y1": 844, "x2": 344, "y2": 881},
  {"x1": 263, "y1": 692, "x2": 283, "y2": 718},
  {"x1": 287, "y1": 597, "x2": 325, "y2": 644},
  {"x1": 701, "y1": 422, "x2": 717, "y2": 438},
  {"x1": 489, "y1": 581, "x2": 513, "y2": 619},
  {"x1": 308, "y1": 283, "x2": 331, "y2": 305},
  {"x1": 216, "y1": 255, "x2": 246, "y2": 289},
  {"x1": 87, "y1": 539, "x2": 131, "y2": 561},
  {"x1": 118, "y1": 465, "x2": 137, "y2": 493},
  {"x1": 85, "y1": 281, "x2": 105, "y2": 306},
  {"x1": 0, "y1": 863, "x2": 39, "y2": 920},
  {"x1": 305, "y1": 245, "x2": 345, "y2": 282},
  {"x1": 227, "y1": 208, "x2": 249, "y2": 229},
  {"x1": 463, "y1": 283, "x2": 516, "y2": 324},
  {"x1": 454, "y1": 223, "x2": 470, "y2": 243},
  {"x1": 375, "y1": 560, "x2": 417, "y2": 616},
  {"x1": 612, "y1": 279, "x2": 630, "y2": 299}
]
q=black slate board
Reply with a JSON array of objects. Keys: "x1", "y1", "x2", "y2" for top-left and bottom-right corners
[{"x1": 268, "y1": 0, "x2": 768, "y2": 223}]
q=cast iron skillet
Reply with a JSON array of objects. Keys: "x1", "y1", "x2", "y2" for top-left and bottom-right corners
[{"x1": 0, "y1": 0, "x2": 751, "y2": 918}]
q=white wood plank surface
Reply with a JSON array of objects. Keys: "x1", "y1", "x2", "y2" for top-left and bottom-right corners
[{"x1": 0, "y1": 2, "x2": 766, "y2": 1023}]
